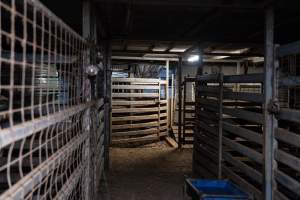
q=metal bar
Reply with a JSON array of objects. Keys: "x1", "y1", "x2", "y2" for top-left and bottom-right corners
[
  {"x1": 275, "y1": 150, "x2": 300, "y2": 173},
  {"x1": 277, "y1": 41, "x2": 300, "y2": 57},
  {"x1": 223, "y1": 74, "x2": 264, "y2": 83},
  {"x1": 0, "y1": 102, "x2": 93, "y2": 148},
  {"x1": 178, "y1": 57, "x2": 183, "y2": 148},
  {"x1": 275, "y1": 128, "x2": 300, "y2": 148},
  {"x1": 223, "y1": 152, "x2": 263, "y2": 184},
  {"x1": 218, "y1": 74, "x2": 223, "y2": 179},
  {"x1": 223, "y1": 166, "x2": 262, "y2": 200},
  {"x1": 223, "y1": 137, "x2": 263, "y2": 164},
  {"x1": 279, "y1": 76, "x2": 300, "y2": 87},
  {"x1": 223, "y1": 92, "x2": 264, "y2": 103},
  {"x1": 223, "y1": 121, "x2": 263, "y2": 145},
  {"x1": 263, "y1": 7, "x2": 276, "y2": 200},
  {"x1": 197, "y1": 74, "x2": 220, "y2": 82},
  {"x1": 223, "y1": 107, "x2": 264, "y2": 124},
  {"x1": 278, "y1": 108, "x2": 300, "y2": 124},
  {"x1": 183, "y1": 77, "x2": 187, "y2": 144},
  {"x1": 275, "y1": 170, "x2": 300, "y2": 196},
  {"x1": 0, "y1": 134, "x2": 87, "y2": 200}
]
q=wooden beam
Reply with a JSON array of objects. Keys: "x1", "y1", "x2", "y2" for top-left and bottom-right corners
[
  {"x1": 112, "y1": 135, "x2": 159, "y2": 144},
  {"x1": 112, "y1": 100, "x2": 157, "y2": 106},
  {"x1": 112, "y1": 128, "x2": 158, "y2": 137},
  {"x1": 112, "y1": 93, "x2": 159, "y2": 98},
  {"x1": 112, "y1": 85, "x2": 159, "y2": 90},
  {"x1": 112, "y1": 107, "x2": 159, "y2": 113},
  {"x1": 112, "y1": 77, "x2": 159, "y2": 83},
  {"x1": 112, "y1": 121, "x2": 158, "y2": 130},
  {"x1": 112, "y1": 114, "x2": 158, "y2": 122}
]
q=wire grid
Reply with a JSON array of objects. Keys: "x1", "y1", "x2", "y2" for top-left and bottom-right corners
[
  {"x1": 0, "y1": 0, "x2": 104, "y2": 199},
  {"x1": 0, "y1": 0, "x2": 86, "y2": 129}
]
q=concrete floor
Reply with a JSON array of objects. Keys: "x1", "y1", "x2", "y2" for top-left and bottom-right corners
[{"x1": 100, "y1": 147, "x2": 193, "y2": 200}]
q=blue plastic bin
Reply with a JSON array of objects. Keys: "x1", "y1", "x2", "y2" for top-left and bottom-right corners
[{"x1": 185, "y1": 179, "x2": 249, "y2": 200}]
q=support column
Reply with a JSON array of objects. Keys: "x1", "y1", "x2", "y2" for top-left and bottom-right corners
[
  {"x1": 218, "y1": 73, "x2": 223, "y2": 179},
  {"x1": 104, "y1": 40, "x2": 111, "y2": 171},
  {"x1": 263, "y1": 6, "x2": 276, "y2": 200},
  {"x1": 82, "y1": 1, "x2": 94, "y2": 199},
  {"x1": 178, "y1": 57, "x2": 182, "y2": 148}
]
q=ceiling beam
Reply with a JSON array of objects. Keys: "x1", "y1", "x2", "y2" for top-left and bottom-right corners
[
  {"x1": 112, "y1": 56, "x2": 244, "y2": 63},
  {"x1": 112, "y1": 50, "x2": 263, "y2": 57},
  {"x1": 94, "y1": 0, "x2": 264, "y2": 10}
]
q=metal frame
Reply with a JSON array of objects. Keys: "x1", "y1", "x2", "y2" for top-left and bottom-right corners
[
  {"x1": 182, "y1": 77, "x2": 196, "y2": 146},
  {"x1": 0, "y1": 0, "x2": 107, "y2": 199}
]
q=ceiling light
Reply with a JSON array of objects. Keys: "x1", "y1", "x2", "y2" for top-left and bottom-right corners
[{"x1": 188, "y1": 55, "x2": 200, "y2": 63}]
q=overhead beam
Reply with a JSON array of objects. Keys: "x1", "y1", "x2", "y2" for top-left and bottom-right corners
[
  {"x1": 111, "y1": 56, "x2": 243, "y2": 63},
  {"x1": 112, "y1": 50, "x2": 263, "y2": 57},
  {"x1": 94, "y1": 0, "x2": 264, "y2": 9}
]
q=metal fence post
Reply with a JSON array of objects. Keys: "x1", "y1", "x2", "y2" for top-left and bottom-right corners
[
  {"x1": 263, "y1": 6, "x2": 276, "y2": 200},
  {"x1": 218, "y1": 73, "x2": 224, "y2": 179},
  {"x1": 178, "y1": 57, "x2": 183, "y2": 148}
]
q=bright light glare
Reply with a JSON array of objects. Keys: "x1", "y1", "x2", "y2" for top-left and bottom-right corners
[{"x1": 188, "y1": 55, "x2": 199, "y2": 63}]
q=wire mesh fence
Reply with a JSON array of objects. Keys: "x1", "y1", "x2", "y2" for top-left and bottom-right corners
[{"x1": 0, "y1": 0, "x2": 105, "y2": 199}]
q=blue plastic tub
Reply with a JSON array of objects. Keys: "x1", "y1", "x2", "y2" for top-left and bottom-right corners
[{"x1": 185, "y1": 179, "x2": 249, "y2": 200}]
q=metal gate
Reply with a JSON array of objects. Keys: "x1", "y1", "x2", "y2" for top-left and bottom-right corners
[
  {"x1": 111, "y1": 77, "x2": 168, "y2": 145},
  {"x1": 273, "y1": 42, "x2": 300, "y2": 199},
  {"x1": 182, "y1": 77, "x2": 196, "y2": 146},
  {"x1": 0, "y1": 0, "x2": 106, "y2": 199},
  {"x1": 194, "y1": 73, "x2": 264, "y2": 199}
]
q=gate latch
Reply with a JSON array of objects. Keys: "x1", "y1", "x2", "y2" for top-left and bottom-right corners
[{"x1": 267, "y1": 99, "x2": 280, "y2": 115}]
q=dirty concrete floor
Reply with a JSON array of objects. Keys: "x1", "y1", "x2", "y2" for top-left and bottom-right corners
[{"x1": 100, "y1": 147, "x2": 193, "y2": 200}]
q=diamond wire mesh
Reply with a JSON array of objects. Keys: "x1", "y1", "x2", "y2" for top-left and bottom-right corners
[{"x1": 0, "y1": 0, "x2": 105, "y2": 199}]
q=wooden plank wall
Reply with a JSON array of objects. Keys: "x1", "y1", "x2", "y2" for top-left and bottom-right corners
[{"x1": 111, "y1": 77, "x2": 168, "y2": 146}]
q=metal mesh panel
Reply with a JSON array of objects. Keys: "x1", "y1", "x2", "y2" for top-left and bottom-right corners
[
  {"x1": 0, "y1": 0, "x2": 105, "y2": 199},
  {"x1": 0, "y1": 0, "x2": 87, "y2": 128}
]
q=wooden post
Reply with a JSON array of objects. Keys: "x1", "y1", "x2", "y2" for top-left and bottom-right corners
[
  {"x1": 263, "y1": 6, "x2": 276, "y2": 200},
  {"x1": 158, "y1": 79, "x2": 161, "y2": 137},
  {"x1": 171, "y1": 74, "x2": 174, "y2": 127},
  {"x1": 178, "y1": 57, "x2": 183, "y2": 148}
]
